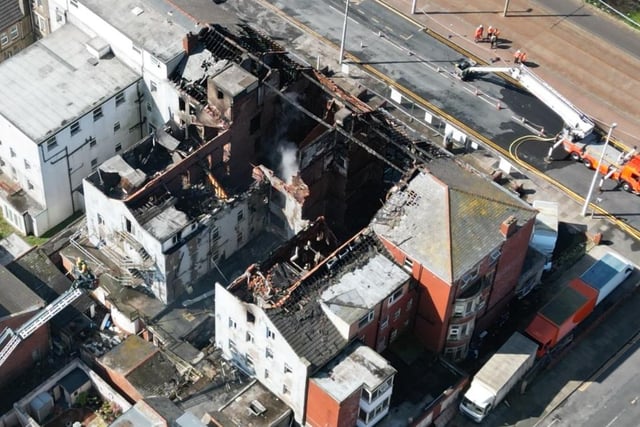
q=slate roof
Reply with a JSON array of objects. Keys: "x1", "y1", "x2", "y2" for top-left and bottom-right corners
[
  {"x1": 264, "y1": 230, "x2": 391, "y2": 372},
  {"x1": 0, "y1": 0, "x2": 23, "y2": 31},
  {"x1": 0, "y1": 265, "x2": 43, "y2": 319},
  {"x1": 372, "y1": 159, "x2": 536, "y2": 283},
  {"x1": 57, "y1": 367, "x2": 90, "y2": 393}
]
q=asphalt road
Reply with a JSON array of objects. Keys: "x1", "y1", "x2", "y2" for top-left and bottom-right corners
[
  {"x1": 541, "y1": 332, "x2": 640, "y2": 427},
  {"x1": 233, "y1": 0, "x2": 640, "y2": 239}
]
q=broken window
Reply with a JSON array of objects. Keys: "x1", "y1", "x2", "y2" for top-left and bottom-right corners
[
  {"x1": 124, "y1": 217, "x2": 132, "y2": 233},
  {"x1": 223, "y1": 143, "x2": 231, "y2": 163},
  {"x1": 246, "y1": 331, "x2": 254, "y2": 343},
  {"x1": 246, "y1": 311, "x2": 255, "y2": 323},
  {"x1": 27, "y1": 180, "x2": 34, "y2": 190},
  {"x1": 217, "y1": 89, "x2": 224, "y2": 99},
  {"x1": 284, "y1": 363, "x2": 292, "y2": 374}
]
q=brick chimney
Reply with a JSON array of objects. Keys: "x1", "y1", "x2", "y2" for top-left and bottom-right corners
[
  {"x1": 183, "y1": 32, "x2": 196, "y2": 55},
  {"x1": 500, "y1": 216, "x2": 518, "y2": 238}
]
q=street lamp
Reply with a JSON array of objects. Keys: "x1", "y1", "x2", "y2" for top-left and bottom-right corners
[
  {"x1": 411, "y1": 0, "x2": 417, "y2": 14},
  {"x1": 581, "y1": 123, "x2": 617, "y2": 216},
  {"x1": 339, "y1": 0, "x2": 350, "y2": 65},
  {"x1": 503, "y1": 0, "x2": 510, "y2": 17}
]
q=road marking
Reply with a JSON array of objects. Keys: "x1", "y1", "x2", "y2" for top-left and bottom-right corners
[{"x1": 604, "y1": 415, "x2": 619, "y2": 427}]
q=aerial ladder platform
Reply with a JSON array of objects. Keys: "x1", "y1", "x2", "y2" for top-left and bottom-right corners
[
  {"x1": 0, "y1": 260, "x2": 96, "y2": 368},
  {"x1": 454, "y1": 60, "x2": 595, "y2": 141}
]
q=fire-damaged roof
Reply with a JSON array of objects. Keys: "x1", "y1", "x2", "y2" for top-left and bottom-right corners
[
  {"x1": 372, "y1": 158, "x2": 537, "y2": 283},
  {"x1": 85, "y1": 126, "x2": 234, "y2": 241},
  {"x1": 229, "y1": 226, "x2": 401, "y2": 372}
]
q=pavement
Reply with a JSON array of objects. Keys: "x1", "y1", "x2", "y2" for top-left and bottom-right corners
[{"x1": 378, "y1": 0, "x2": 640, "y2": 148}]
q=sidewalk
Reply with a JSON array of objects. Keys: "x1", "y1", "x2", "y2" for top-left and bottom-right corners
[{"x1": 378, "y1": 0, "x2": 640, "y2": 148}]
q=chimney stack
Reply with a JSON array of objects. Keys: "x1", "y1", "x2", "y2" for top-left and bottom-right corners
[
  {"x1": 183, "y1": 32, "x2": 196, "y2": 55},
  {"x1": 500, "y1": 216, "x2": 517, "y2": 238}
]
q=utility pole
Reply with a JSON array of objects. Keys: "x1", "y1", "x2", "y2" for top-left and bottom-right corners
[
  {"x1": 581, "y1": 123, "x2": 617, "y2": 216},
  {"x1": 411, "y1": 0, "x2": 417, "y2": 14},
  {"x1": 503, "y1": 0, "x2": 510, "y2": 17},
  {"x1": 339, "y1": 0, "x2": 350, "y2": 64}
]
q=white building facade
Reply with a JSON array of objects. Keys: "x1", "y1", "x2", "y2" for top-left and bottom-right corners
[{"x1": 0, "y1": 23, "x2": 141, "y2": 235}]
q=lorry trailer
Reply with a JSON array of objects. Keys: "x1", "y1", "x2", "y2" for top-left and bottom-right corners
[{"x1": 460, "y1": 251, "x2": 634, "y2": 422}]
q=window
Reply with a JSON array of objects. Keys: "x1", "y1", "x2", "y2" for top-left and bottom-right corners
[
  {"x1": 266, "y1": 327, "x2": 275, "y2": 340},
  {"x1": 246, "y1": 331, "x2": 254, "y2": 343},
  {"x1": 211, "y1": 226, "x2": 220, "y2": 241},
  {"x1": 9, "y1": 148, "x2": 15, "y2": 158},
  {"x1": 236, "y1": 230, "x2": 243, "y2": 244},
  {"x1": 10, "y1": 166, "x2": 16, "y2": 179},
  {"x1": 10, "y1": 26, "x2": 18, "y2": 40},
  {"x1": 70, "y1": 0, "x2": 78, "y2": 7},
  {"x1": 228, "y1": 317, "x2": 237, "y2": 329},
  {"x1": 407, "y1": 298, "x2": 413, "y2": 310},
  {"x1": 228, "y1": 339, "x2": 237, "y2": 354},
  {"x1": 217, "y1": 89, "x2": 224, "y2": 99},
  {"x1": 89, "y1": 139, "x2": 97, "y2": 148},
  {"x1": 403, "y1": 257, "x2": 414, "y2": 271},
  {"x1": 489, "y1": 248, "x2": 502, "y2": 265},
  {"x1": 91, "y1": 158, "x2": 98, "y2": 170},
  {"x1": 393, "y1": 308, "x2": 401, "y2": 320},
  {"x1": 237, "y1": 209, "x2": 244, "y2": 221},
  {"x1": 115, "y1": 92, "x2": 125, "y2": 106},
  {"x1": 380, "y1": 316, "x2": 388, "y2": 330},
  {"x1": 148, "y1": 122, "x2": 156, "y2": 134},
  {"x1": 97, "y1": 214, "x2": 104, "y2": 225},
  {"x1": 284, "y1": 363, "x2": 292, "y2": 374},
  {"x1": 1, "y1": 34, "x2": 8, "y2": 46},
  {"x1": 390, "y1": 329, "x2": 398, "y2": 342},
  {"x1": 265, "y1": 347, "x2": 274, "y2": 359},
  {"x1": 246, "y1": 311, "x2": 255, "y2": 323},
  {"x1": 264, "y1": 369, "x2": 269, "y2": 379},
  {"x1": 245, "y1": 354, "x2": 254, "y2": 369},
  {"x1": 388, "y1": 287, "x2": 404, "y2": 306},
  {"x1": 358, "y1": 310, "x2": 374, "y2": 329},
  {"x1": 113, "y1": 121, "x2": 121, "y2": 132},
  {"x1": 27, "y1": 180, "x2": 34, "y2": 190},
  {"x1": 150, "y1": 80, "x2": 158, "y2": 92},
  {"x1": 282, "y1": 384, "x2": 289, "y2": 394},
  {"x1": 150, "y1": 56, "x2": 160, "y2": 67},
  {"x1": 448, "y1": 325, "x2": 461, "y2": 341},
  {"x1": 146, "y1": 102, "x2": 152, "y2": 112},
  {"x1": 70, "y1": 121, "x2": 80, "y2": 136},
  {"x1": 93, "y1": 107, "x2": 103, "y2": 121},
  {"x1": 24, "y1": 159, "x2": 30, "y2": 169}
]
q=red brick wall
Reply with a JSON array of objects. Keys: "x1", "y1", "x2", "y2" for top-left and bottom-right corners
[
  {"x1": 95, "y1": 363, "x2": 141, "y2": 403},
  {"x1": 306, "y1": 379, "x2": 361, "y2": 427},
  {"x1": 0, "y1": 312, "x2": 49, "y2": 388},
  {"x1": 487, "y1": 219, "x2": 535, "y2": 311}
]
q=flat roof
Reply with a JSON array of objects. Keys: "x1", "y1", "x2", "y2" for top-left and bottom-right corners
[
  {"x1": 212, "y1": 64, "x2": 259, "y2": 97},
  {"x1": 220, "y1": 381, "x2": 292, "y2": 426},
  {"x1": 312, "y1": 343, "x2": 396, "y2": 402},
  {"x1": 321, "y1": 253, "x2": 409, "y2": 325},
  {"x1": 99, "y1": 335, "x2": 158, "y2": 376},
  {"x1": 81, "y1": 0, "x2": 190, "y2": 62},
  {"x1": 0, "y1": 23, "x2": 140, "y2": 142}
]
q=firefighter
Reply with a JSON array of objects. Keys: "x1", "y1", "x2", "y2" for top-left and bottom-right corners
[
  {"x1": 474, "y1": 24, "x2": 484, "y2": 42},
  {"x1": 514, "y1": 49, "x2": 522, "y2": 64},
  {"x1": 490, "y1": 33, "x2": 498, "y2": 49},
  {"x1": 520, "y1": 52, "x2": 528, "y2": 65},
  {"x1": 76, "y1": 257, "x2": 88, "y2": 275}
]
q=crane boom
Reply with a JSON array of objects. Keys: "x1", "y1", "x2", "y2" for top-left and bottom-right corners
[
  {"x1": 455, "y1": 62, "x2": 594, "y2": 139},
  {"x1": 0, "y1": 261, "x2": 96, "y2": 368}
]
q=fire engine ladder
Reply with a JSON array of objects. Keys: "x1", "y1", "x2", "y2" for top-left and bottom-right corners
[
  {"x1": 463, "y1": 65, "x2": 595, "y2": 139},
  {"x1": 0, "y1": 287, "x2": 84, "y2": 367}
]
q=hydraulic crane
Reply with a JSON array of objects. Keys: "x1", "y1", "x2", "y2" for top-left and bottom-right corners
[{"x1": 0, "y1": 258, "x2": 97, "y2": 368}]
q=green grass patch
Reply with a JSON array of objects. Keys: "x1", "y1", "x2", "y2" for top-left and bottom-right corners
[{"x1": 0, "y1": 212, "x2": 83, "y2": 247}]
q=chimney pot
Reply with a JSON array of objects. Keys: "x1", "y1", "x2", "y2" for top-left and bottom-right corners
[{"x1": 183, "y1": 32, "x2": 196, "y2": 55}]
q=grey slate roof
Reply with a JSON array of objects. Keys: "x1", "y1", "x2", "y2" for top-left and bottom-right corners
[
  {"x1": 0, "y1": 23, "x2": 140, "y2": 141},
  {"x1": 0, "y1": 265, "x2": 43, "y2": 319},
  {"x1": 264, "y1": 231, "x2": 393, "y2": 372},
  {"x1": 372, "y1": 159, "x2": 536, "y2": 283},
  {"x1": 0, "y1": 0, "x2": 23, "y2": 31}
]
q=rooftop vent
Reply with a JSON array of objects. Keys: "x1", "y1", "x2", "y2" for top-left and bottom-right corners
[
  {"x1": 131, "y1": 6, "x2": 144, "y2": 16},
  {"x1": 85, "y1": 36, "x2": 111, "y2": 59},
  {"x1": 248, "y1": 400, "x2": 267, "y2": 416}
]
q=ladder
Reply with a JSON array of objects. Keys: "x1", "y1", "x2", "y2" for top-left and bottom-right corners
[{"x1": 0, "y1": 287, "x2": 84, "y2": 367}]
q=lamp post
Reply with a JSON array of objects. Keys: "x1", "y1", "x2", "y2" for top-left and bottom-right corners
[
  {"x1": 339, "y1": 0, "x2": 350, "y2": 65},
  {"x1": 503, "y1": 0, "x2": 510, "y2": 17},
  {"x1": 581, "y1": 123, "x2": 617, "y2": 216},
  {"x1": 411, "y1": 0, "x2": 417, "y2": 14}
]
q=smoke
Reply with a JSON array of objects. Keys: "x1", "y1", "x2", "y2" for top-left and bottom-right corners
[{"x1": 278, "y1": 142, "x2": 299, "y2": 184}]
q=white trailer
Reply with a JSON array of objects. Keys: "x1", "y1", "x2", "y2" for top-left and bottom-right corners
[
  {"x1": 459, "y1": 332, "x2": 538, "y2": 422},
  {"x1": 580, "y1": 251, "x2": 634, "y2": 306}
]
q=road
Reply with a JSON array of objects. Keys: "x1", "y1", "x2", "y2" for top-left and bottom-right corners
[
  {"x1": 541, "y1": 331, "x2": 640, "y2": 427},
  {"x1": 223, "y1": 0, "x2": 640, "y2": 241}
]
